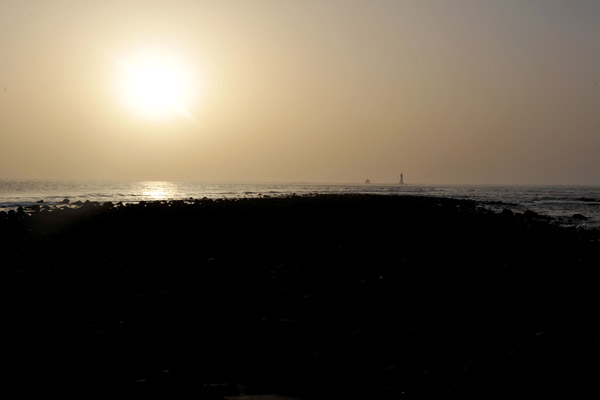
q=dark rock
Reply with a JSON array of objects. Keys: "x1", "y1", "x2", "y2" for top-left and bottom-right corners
[
  {"x1": 501, "y1": 209, "x2": 514, "y2": 218},
  {"x1": 1, "y1": 194, "x2": 598, "y2": 398},
  {"x1": 572, "y1": 213, "x2": 588, "y2": 221},
  {"x1": 102, "y1": 201, "x2": 113, "y2": 208},
  {"x1": 36, "y1": 199, "x2": 44, "y2": 203},
  {"x1": 72, "y1": 200, "x2": 83, "y2": 206},
  {"x1": 523, "y1": 210, "x2": 540, "y2": 219},
  {"x1": 61, "y1": 198, "x2": 70, "y2": 204},
  {"x1": 204, "y1": 383, "x2": 240, "y2": 397}
]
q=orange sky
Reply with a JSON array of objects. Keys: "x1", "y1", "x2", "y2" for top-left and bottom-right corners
[{"x1": 1, "y1": 0, "x2": 599, "y2": 184}]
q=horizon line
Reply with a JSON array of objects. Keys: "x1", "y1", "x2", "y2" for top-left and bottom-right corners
[{"x1": 0, "y1": 177, "x2": 599, "y2": 187}]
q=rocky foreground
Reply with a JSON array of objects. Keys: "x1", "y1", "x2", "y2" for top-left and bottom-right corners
[{"x1": 1, "y1": 195, "x2": 599, "y2": 398}]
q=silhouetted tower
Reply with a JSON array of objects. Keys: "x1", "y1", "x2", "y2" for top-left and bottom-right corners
[{"x1": 400, "y1": 173, "x2": 404, "y2": 185}]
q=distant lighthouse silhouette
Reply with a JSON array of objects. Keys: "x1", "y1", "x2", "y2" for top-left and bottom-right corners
[{"x1": 400, "y1": 173, "x2": 404, "y2": 185}]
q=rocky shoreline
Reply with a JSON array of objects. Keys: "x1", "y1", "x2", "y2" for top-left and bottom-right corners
[{"x1": 1, "y1": 194, "x2": 599, "y2": 398}]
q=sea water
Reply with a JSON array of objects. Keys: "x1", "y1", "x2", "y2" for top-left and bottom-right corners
[{"x1": 1, "y1": 180, "x2": 600, "y2": 230}]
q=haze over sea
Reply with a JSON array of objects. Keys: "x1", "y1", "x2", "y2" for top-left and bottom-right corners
[{"x1": 2, "y1": 179, "x2": 600, "y2": 230}]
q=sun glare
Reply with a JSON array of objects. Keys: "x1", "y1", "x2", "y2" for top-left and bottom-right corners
[{"x1": 115, "y1": 50, "x2": 196, "y2": 120}]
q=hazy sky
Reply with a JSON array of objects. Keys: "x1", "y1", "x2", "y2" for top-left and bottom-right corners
[{"x1": 1, "y1": 0, "x2": 599, "y2": 184}]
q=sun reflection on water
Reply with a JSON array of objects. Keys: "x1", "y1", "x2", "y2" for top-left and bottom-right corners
[{"x1": 141, "y1": 181, "x2": 177, "y2": 200}]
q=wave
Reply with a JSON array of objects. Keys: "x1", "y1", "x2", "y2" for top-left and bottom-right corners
[{"x1": 2, "y1": 180, "x2": 600, "y2": 228}]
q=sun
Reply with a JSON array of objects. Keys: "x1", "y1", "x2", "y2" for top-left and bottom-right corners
[{"x1": 115, "y1": 50, "x2": 196, "y2": 120}]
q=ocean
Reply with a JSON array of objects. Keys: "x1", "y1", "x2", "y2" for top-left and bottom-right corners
[{"x1": 1, "y1": 180, "x2": 600, "y2": 230}]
